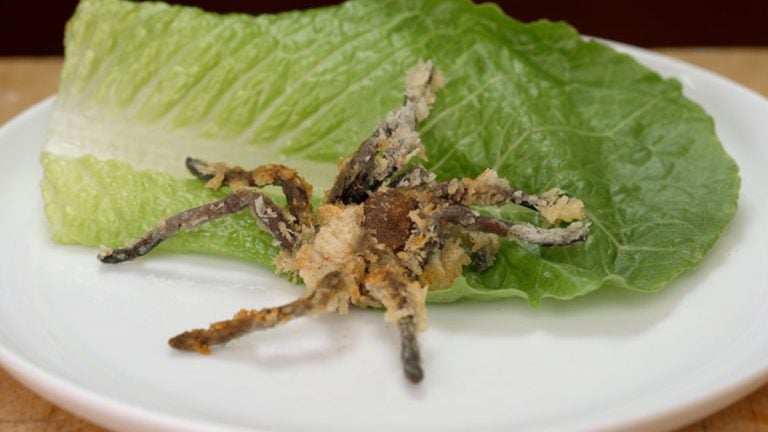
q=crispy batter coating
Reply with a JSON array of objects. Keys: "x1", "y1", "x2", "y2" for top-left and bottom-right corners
[{"x1": 99, "y1": 60, "x2": 589, "y2": 383}]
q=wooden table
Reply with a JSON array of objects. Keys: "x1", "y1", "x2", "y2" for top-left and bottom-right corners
[{"x1": 1, "y1": 49, "x2": 768, "y2": 431}]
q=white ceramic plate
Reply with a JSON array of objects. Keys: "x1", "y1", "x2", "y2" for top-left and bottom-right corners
[{"x1": 1, "y1": 44, "x2": 768, "y2": 432}]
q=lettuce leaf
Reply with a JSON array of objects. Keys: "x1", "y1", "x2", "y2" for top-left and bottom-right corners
[{"x1": 42, "y1": 0, "x2": 739, "y2": 305}]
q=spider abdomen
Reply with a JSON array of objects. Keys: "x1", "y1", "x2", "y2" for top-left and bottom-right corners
[{"x1": 362, "y1": 189, "x2": 419, "y2": 252}]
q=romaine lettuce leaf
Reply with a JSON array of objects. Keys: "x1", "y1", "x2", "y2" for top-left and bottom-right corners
[{"x1": 42, "y1": 0, "x2": 739, "y2": 305}]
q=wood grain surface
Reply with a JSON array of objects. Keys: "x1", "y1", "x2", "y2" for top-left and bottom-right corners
[{"x1": 1, "y1": 48, "x2": 767, "y2": 431}]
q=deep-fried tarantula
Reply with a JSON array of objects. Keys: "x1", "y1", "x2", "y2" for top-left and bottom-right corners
[{"x1": 99, "y1": 61, "x2": 589, "y2": 383}]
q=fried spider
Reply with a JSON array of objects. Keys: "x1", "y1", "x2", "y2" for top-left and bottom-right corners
[{"x1": 98, "y1": 61, "x2": 589, "y2": 383}]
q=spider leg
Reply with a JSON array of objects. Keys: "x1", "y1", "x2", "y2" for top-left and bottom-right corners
[
  {"x1": 168, "y1": 271, "x2": 348, "y2": 354},
  {"x1": 364, "y1": 269, "x2": 427, "y2": 383},
  {"x1": 398, "y1": 315, "x2": 422, "y2": 383},
  {"x1": 388, "y1": 165, "x2": 436, "y2": 188},
  {"x1": 436, "y1": 205, "x2": 588, "y2": 246},
  {"x1": 185, "y1": 158, "x2": 315, "y2": 232},
  {"x1": 98, "y1": 189, "x2": 298, "y2": 263},
  {"x1": 432, "y1": 169, "x2": 586, "y2": 225},
  {"x1": 326, "y1": 61, "x2": 444, "y2": 204}
]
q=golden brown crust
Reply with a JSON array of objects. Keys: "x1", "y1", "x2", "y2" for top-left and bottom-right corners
[{"x1": 363, "y1": 188, "x2": 418, "y2": 252}]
